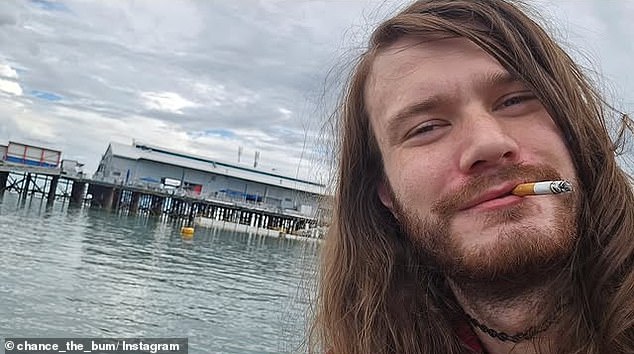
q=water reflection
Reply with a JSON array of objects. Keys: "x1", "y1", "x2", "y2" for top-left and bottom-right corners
[{"x1": 0, "y1": 192, "x2": 317, "y2": 353}]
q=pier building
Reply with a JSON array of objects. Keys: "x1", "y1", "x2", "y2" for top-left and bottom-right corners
[{"x1": 93, "y1": 141, "x2": 325, "y2": 217}]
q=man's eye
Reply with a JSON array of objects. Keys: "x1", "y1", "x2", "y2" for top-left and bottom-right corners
[
  {"x1": 414, "y1": 124, "x2": 438, "y2": 134},
  {"x1": 499, "y1": 94, "x2": 535, "y2": 109},
  {"x1": 404, "y1": 121, "x2": 449, "y2": 141}
]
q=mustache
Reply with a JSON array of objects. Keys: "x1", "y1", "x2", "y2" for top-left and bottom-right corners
[{"x1": 432, "y1": 163, "x2": 564, "y2": 216}]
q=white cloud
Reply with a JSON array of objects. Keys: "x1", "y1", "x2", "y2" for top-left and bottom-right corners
[
  {"x1": 278, "y1": 107, "x2": 292, "y2": 118},
  {"x1": 190, "y1": 81, "x2": 259, "y2": 107},
  {"x1": 139, "y1": 91, "x2": 199, "y2": 114},
  {"x1": 0, "y1": 78, "x2": 22, "y2": 95},
  {"x1": 0, "y1": 63, "x2": 19, "y2": 79},
  {"x1": 10, "y1": 107, "x2": 57, "y2": 141}
]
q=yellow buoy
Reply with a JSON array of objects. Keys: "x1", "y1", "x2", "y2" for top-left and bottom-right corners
[{"x1": 180, "y1": 227, "x2": 195, "y2": 237}]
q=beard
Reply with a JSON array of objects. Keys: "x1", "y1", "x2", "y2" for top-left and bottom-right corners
[{"x1": 391, "y1": 163, "x2": 578, "y2": 282}]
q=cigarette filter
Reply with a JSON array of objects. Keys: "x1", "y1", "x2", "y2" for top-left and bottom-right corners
[{"x1": 512, "y1": 180, "x2": 573, "y2": 196}]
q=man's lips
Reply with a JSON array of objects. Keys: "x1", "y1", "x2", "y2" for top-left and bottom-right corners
[{"x1": 458, "y1": 182, "x2": 522, "y2": 211}]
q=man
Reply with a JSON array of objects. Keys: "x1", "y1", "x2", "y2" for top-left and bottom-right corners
[{"x1": 309, "y1": 1, "x2": 633, "y2": 353}]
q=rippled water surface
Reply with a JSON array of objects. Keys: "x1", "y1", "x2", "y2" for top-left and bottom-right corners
[{"x1": 0, "y1": 192, "x2": 318, "y2": 354}]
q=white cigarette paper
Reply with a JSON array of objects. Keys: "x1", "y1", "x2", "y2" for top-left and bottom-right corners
[{"x1": 512, "y1": 180, "x2": 573, "y2": 196}]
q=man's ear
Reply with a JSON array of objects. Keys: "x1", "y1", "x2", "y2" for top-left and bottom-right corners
[{"x1": 377, "y1": 180, "x2": 394, "y2": 211}]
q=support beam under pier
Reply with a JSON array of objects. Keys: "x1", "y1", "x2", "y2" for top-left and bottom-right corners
[
  {"x1": 70, "y1": 181, "x2": 86, "y2": 207},
  {"x1": 0, "y1": 172, "x2": 8, "y2": 193},
  {"x1": 46, "y1": 175, "x2": 59, "y2": 206},
  {"x1": 129, "y1": 192, "x2": 140, "y2": 214},
  {"x1": 21, "y1": 173, "x2": 32, "y2": 199}
]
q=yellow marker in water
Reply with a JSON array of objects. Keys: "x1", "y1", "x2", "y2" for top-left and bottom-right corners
[
  {"x1": 512, "y1": 180, "x2": 573, "y2": 196},
  {"x1": 181, "y1": 226, "x2": 195, "y2": 237}
]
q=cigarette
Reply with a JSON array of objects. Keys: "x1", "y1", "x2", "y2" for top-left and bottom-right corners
[{"x1": 512, "y1": 180, "x2": 573, "y2": 196}]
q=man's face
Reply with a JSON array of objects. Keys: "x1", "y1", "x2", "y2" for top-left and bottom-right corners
[{"x1": 365, "y1": 37, "x2": 579, "y2": 281}]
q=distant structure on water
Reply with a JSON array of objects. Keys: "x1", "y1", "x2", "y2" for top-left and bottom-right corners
[
  {"x1": 0, "y1": 140, "x2": 328, "y2": 238},
  {"x1": 0, "y1": 141, "x2": 84, "y2": 177},
  {"x1": 93, "y1": 141, "x2": 325, "y2": 218}
]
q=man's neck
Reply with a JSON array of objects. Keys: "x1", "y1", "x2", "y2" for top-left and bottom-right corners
[{"x1": 448, "y1": 276, "x2": 563, "y2": 354}]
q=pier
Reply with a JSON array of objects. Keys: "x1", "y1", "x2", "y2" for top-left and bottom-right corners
[
  {"x1": 0, "y1": 141, "x2": 327, "y2": 238},
  {"x1": 0, "y1": 161, "x2": 320, "y2": 237},
  {"x1": 0, "y1": 163, "x2": 82, "y2": 206}
]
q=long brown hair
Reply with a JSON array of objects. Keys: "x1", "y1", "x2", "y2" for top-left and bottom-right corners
[{"x1": 309, "y1": 1, "x2": 634, "y2": 353}]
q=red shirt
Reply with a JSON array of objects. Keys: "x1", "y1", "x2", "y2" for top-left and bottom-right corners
[{"x1": 456, "y1": 322, "x2": 485, "y2": 353}]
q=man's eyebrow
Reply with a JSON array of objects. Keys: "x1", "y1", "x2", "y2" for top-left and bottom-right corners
[{"x1": 479, "y1": 71, "x2": 523, "y2": 89}]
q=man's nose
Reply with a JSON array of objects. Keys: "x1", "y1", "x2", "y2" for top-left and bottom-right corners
[{"x1": 458, "y1": 113, "x2": 520, "y2": 174}]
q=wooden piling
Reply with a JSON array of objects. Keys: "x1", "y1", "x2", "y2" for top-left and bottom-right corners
[
  {"x1": 70, "y1": 181, "x2": 86, "y2": 206},
  {"x1": 46, "y1": 175, "x2": 59, "y2": 206},
  {"x1": 150, "y1": 195, "x2": 163, "y2": 215},
  {"x1": 103, "y1": 187, "x2": 114, "y2": 210},
  {"x1": 21, "y1": 173, "x2": 32, "y2": 198},
  {"x1": 112, "y1": 188, "x2": 121, "y2": 211},
  {"x1": 0, "y1": 171, "x2": 8, "y2": 193},
  {"x1": 130, "y1": 192, "x2": 140, "y2": 214}
]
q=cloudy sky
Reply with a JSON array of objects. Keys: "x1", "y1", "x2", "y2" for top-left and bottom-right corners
[{"x1": 0, "y1": 0, "x2": 632, "y2": 183}]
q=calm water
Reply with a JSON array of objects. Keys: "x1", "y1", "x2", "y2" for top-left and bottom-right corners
[{"x1": 0, "y1": 192, "x2": 318, "y2": 354}]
